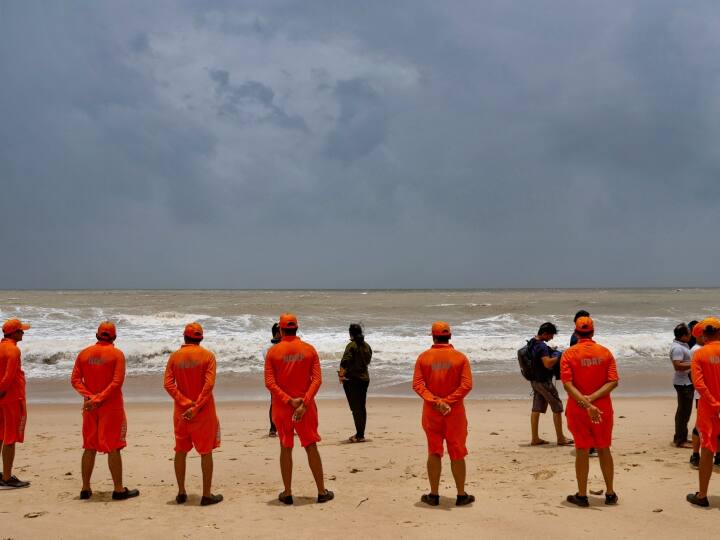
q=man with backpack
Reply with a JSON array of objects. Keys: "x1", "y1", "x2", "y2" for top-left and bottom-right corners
[{"x1": 525, "y1": 322, "x2": 573, "y2": 446}]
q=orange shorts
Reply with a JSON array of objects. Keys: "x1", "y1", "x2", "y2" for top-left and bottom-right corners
[
  {"x1": 421, "y1": 406, "x2": 468, "y2": 460},
  {"x1": 272, "y1": 400, "x2": 321, "y2": 449},
  {"x1": 174, "y1": 409, "x2": 221, "y2": 455},
  {"x1": 566, "y1": 407, "x2": 613, "y2": 449},
  {"x1": 0, "y1": 398, "x2": 27, "y2": 445},
  {"x1": 83, "y1": 407, "x2": 127, "y2": 453},
  {"x1": 696, "y1": 404, "x2": 720, "y2": 454}
]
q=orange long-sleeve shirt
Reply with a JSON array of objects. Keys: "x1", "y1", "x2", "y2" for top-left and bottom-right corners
[
  {"x1": 412, "y1": 344, "x2": 473, "y2": 407},
  {"x1": 0, "y1": 338, "x2": 25, "y2": 401},
  {"x1": 164, "y1": 344, "x2": 217, "y2": 413},
  {"x1": 70, "y1": 342, "x2": 125, "y2": 409},
  {"x1": 560, "y1": 338, "x2": 619, "y2": 414},
  {"x1": 264, "y1": 336, "x2": 322, "y2": 405},
  {"x1": 692, "y1": 341, "x2": 720, "y2": 413}
]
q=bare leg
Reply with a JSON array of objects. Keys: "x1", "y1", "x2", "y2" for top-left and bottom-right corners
[
  {"x1": 450, "y1": 459, "x2": 466, "y2": 496},
  {"x1": 698, "y1": 447, "x2": 714, "y2": 498},
  {"x1": 530, "y1": 412, "x2": 546, "y2": 444},
  {"x1": 574, "y1": 448, "x2": 589, "y2": 496},
  {"x1": 305, "y1": 443, "x2": 326, "y2": 494},
  {"x1": 279, "y1": 446, "x2": 293, "y2": 496},
  {"x1": 81, "y1": 449, "x2": 96, "y2": 491},
  {"x1": 200, "y1": 453, "x2": 213, "y2": 498},
  {"x1": 692, "y1": 428, "x2": 700, "y2": 454},
  {"x1": 174, "y1": 451, "x2": 187, "y2": 496},
  {"x1": 107, "y1": 450, "x2": 123, "y2": 492},
  {"x1": 427, "y1": 454, "x2": 442, "y2": 495},
  {"x1": 2, "y1": 442, "x2": 15, "y2": 481},
  {"x1": 596, "y1": 447, "x2": 614, "y2": 494},
  {"x1": 553, "y1": 412, "x2": 571, "y2": 443}
]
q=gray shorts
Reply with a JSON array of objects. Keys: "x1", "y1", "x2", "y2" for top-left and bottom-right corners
[{"x1": 531, "y1": 380, "x2": 563, "y2": 414}]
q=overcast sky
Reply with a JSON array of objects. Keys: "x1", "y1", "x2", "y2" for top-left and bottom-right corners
[{"x1": 1, "y1": 1, "x2": 719, "y2": 289}]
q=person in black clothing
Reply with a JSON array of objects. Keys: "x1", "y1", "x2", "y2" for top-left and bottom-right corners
[
  {"x1": 265, "y1": 323, "x2": 281, "y2": 437},
  {"x1": 339, "y1": 323, "x2": 372, "y2": 443},
  {"x1": 529, "y1": 322, "x2": 573, "y2": 446}
]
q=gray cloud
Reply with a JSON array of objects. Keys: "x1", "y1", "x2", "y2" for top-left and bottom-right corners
[{"x1": 1, "y1": 1, "x2": 719, "y2": 288}]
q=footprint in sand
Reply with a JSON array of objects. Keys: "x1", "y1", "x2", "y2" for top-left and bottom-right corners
[{"x1": 532, "y1": 469, "x2": 556, "y2": 480}]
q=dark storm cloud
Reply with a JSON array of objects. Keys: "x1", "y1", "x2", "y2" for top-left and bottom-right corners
[{"x1": 1, "y1": 0, "x2": 719, "y2": 288}]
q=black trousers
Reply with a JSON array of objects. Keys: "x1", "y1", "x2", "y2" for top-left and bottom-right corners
[
  {"x1": 269, "y1": 403, "x2": 276, "y2": 433},
  {"x1": 343, "y1": 378, "x2": 369, "y2": 439},
  {"x1": 674, "y1": 384, "x2": 694, "y2": 444}
]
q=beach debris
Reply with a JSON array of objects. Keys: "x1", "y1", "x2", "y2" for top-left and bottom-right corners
[
  {"x1": 489, "y1": 432, "x2": 499, "y2": 436},
  {"x1": 531, "y1": 469, "x2": 556, "y2": 480},
  {"x1": 589, "y1": 489, "x2": 604, "y2": 495},
  {"x1": 350, "y1": 468, "x2": 361, "y2": 473},
  {"x1": 653, "y1": 508, "x2": 663, "y2": 513},
  {"x1": 64, "y1": 472, "x2": 72, "y2": 476},
  {"x1": 619, "y1": 415, "x2": 626, "y2": 419},
  {"x1": 356, "y1": 497, "x2": 369, "y2": 508},
  {"x1": 24, "y1": 512, "x2": 47, "y2": 519},
  {"x1": 329, "y1": 475, "x2": 337, "y2": 481}
]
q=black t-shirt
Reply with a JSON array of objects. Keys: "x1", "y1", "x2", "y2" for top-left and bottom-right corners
[{"x1": 530, "y1": 340, "x2": 555, "y2": 382}]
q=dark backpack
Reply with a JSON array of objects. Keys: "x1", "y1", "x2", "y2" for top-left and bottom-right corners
[{"x1": 517, "y1": 338, "x2": 537, "y2": 381}]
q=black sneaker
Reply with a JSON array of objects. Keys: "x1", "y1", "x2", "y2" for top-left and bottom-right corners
[
  {"x1": 79, "y1": 489, "x2": 92, "y2": 500},
  {"x1": 317, "y1": 490, "x2": 334, "y2": 503},
  {"x1": 112, "y1": 487, "x2": 140, "y2": 500},
  {"x1": 421, "y1": 493, "x2": 440, "y2": 506},
  {"x1": 687, "y1": 492, "x2": 709, "y2": 507},
  {"x1": 0, "y1": 476, "x2": 30, "y2": 489},
  {"x1": 605, "y1": 492, "x2": 618, "y2": 505},
  {"x1": 566, "y1": 493, "x2": 589, "y2": 507},
  {"x1": 200, "y1": 494, "x2": 223, "y2": 506},
  {"x1": 690, "y1": 453, "x2": 700, "y2": 467},
  {"x1": 456, "y1": 493, "x2": 475, "y2": 506}
]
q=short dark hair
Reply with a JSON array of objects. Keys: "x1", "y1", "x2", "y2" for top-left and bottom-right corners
[
  {"x1": 674, "y1": 323, "x2": 690, "y2": 339},
  {"x1": 705, "y1": 324, "x2": 720, "y2": 337},
  {"x1": 349, "y1": 323, "x2": 363, "y2": 338},
  {"x1": 576, "y1": 329, "x2": 593, "y2": 339},
  {"x1": 282, "y1": 327, "x2": 298, "y2": 336},
  {"x1": 271, "y1": 323, "x2": 280, "y2": 337},
  {"x1": 538, "y1": 322, "x2": 557, "y2": 335},
  {"x1": 574, "y1": 310, "x2": 590, "y2": 322},
  {"x1": 688, "y1": 320, "x2": 699, "y2": 330},
  {"x1": 184, "y1": 336, "x2": 202, "y2": 345},
  {"x1": 434, "y1": 335, "x2": 451, "y2": 344}
]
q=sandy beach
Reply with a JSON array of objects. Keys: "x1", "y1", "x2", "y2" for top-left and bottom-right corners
[{"x1": 3, "y1": 396, "x2": 720, "y2": 539}]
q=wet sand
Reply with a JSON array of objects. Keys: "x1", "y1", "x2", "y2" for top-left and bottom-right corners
[{"x1": 2, "y1": 397, "x2": 720, "y2": 539}]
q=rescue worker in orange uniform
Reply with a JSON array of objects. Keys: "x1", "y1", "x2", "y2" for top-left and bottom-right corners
[
  {"x1": 560, "y1": 316, "x2": 619, "y2": 507},
  {"x1": 687, "y1": 317, "x2": 720, "y2": 507},
  {"x1": 71, "y1": 321, "x2": 139, "y2": 500},
  {"x1": 412, "y1": 321, "x2": 474, "y2": 507},
  {"x1": 264, "y1": 313, "x2": 333, "y2": 505},
  {"x1": 164, "y1": 322, "x2": 222, "y2": 506},
  {"x1": 0, "y1": 319, "x2": 31, "y2": 489}
]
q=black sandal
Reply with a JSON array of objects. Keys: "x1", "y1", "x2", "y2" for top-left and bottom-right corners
[
  {"x1": 421, "y1": 493, "x2": 440, "y2": 506},
  {"x1": 200, "y1": 493, "x2": 223, "y2": 506},
  {"x1": 317, "y1": 490, "x2": 334, "y2": 503},
  {"x1": 79, "y1": 489, "x2": 92, "y2": 500},
  {"x1": 605, "y1": 492, "x2": 618, "y2": 505},
  {"x1": 176, "y1": 493, "x2": 187, "y2": 504},
  {"x1": 566, "y1": 493, "x2": 589, "y2": 507},
  {"x1": 278, "y1": 492, "x2": 294, "y2": 505},
  {"x1": 456, "y1": 493, "x2": 475, "y2": 506}
]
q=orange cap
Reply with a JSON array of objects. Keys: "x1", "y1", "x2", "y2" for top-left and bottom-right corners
[
  {"x1": 279, "y1": 313, "x2": 298, "y2": 330},
  {"x1": 431, "y1": 321, "x2": 451, "y2": 336},
  {"x1": 575, "y1": 316, "x2": 594, "y2": 333},
  {"x1": 96, "y1": 321, "x2": 117, "y2": 339},
  {"x1": 692, "y1": 317, "x2": 720, "y2": 338},
  {"x1": 2, "y1": 319, "x2": 31, "y2": 335},
  {"x1": 183, "y1": 322, "x2": 204, "y2": 339}
]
